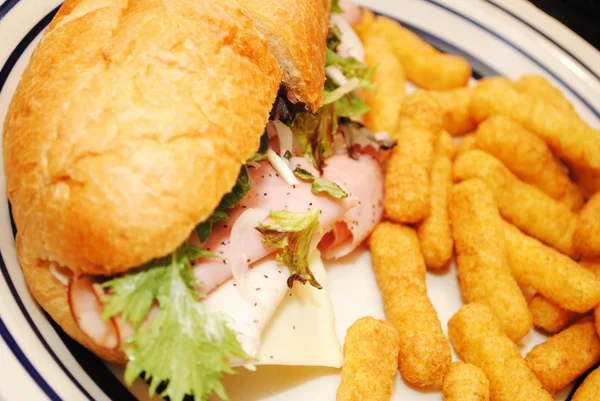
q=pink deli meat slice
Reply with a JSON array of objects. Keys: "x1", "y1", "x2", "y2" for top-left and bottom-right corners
[
  {"x1": 319, "y1": 153, "x2": 384, "y2": 259},
  {"x1": 193, "y1": 157, "x2": 353, "y2": 294}
]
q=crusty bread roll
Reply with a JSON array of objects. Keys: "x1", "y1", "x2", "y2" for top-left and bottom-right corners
[
  {"x1": 4, "y1": 0, "x2": 282, "y2": 278},
  {"x1": 239, "y1": 0, "x2": 330, "y2": 112},
  {"x1": 17, "y1": 235, "x2": 127, "y2": 364}
]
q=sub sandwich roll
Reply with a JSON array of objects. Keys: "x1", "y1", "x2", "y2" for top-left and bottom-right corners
[
  {"x1": 4, "y1": 0, "x2": 281, "y2": 276},
  {"x1": 4, "y1": 1, "x2": 391, "y2": 400},
  {"x1": 240, "y1": 0, "x2": 330, "y2": 111},
  {"x1": 17, "y1": 238, "x2": 127, "y2": 364}
]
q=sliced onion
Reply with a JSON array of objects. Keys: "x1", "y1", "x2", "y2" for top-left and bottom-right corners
[
  {"x1": 49, "y1": 262, "x2": 71, "y2": 286},
  {"x1": 325, "y1": 66, "x2": 348, "y2": 86},
  {"x1": 228, "y1": 208, "x2": 271, "y2": 301},
  {"x1": 374, "y1": 131, "x2": 392, "y2": 141},
  {"x1": 331, "y1": 13, "x2": 364, "y2": 62},
  {"x1": 323, "y1": 78, "x2": 360, "y2": 105},
  {"x1": 271, "y1": 120, "x2": 293, "y2": 161},
  {"x1": 267, "y1": 149, "x2": 299, "y2": 186}
]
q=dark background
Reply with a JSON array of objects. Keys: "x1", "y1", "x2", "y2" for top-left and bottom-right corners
[{"x1": 529, "y1": 0, "x2": 600, "y2": 50}]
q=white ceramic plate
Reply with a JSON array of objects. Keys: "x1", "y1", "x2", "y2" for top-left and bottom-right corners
[{"x1": 1, "y1": 1, "x2": 599, "y2": 400}]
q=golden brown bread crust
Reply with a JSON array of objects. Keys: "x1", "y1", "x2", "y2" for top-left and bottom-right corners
[
  {"x1": 17, "y1": 235, "x2": 127, "y2": 364},
  {"x1": 4, "y1": 0, "x2": 281, "y2": 276},
  {"x1": 239, "y1": 0, "x2": 329, "y2": 112}
]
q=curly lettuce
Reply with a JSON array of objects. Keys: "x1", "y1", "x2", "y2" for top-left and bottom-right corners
[
  {"x1": 257, "y1": 209, "x2": 322, "y2": 290},
  {"x1": 102, "y1": 243, "x2": 246, "y2": 401}
]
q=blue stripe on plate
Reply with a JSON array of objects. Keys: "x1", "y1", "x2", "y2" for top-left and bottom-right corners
[
  {"x1": 393, "y1": 20, "x2": 499, "y2": 79},
  {"x1": 418, "y1": 0, "x2": 600, "y2": 120},
  {"x1": 0, "y1": 1, "x2": 599, "y2": 401},
  {"x1": 0, "y1": 316, "x2": 62, "y2": 401},
  {"x1": 0, "y1": 6, "x2": 135, "y2": 401},
  {"x1": 484, "y1": 0, "x2": 600, "y2": 83},
  {"x1": 0, "y1": 2, "x2": 55, "y2": 94},
  {"x1": 566, "y1": 362, "x2": 600, "y2": 400},
  {"x1": 47, "y1": 318, "x2": 138, "y2": 401},
  {"x1": 0, "y1": 234, "x2": 94, "y2": 401},
  {"x1": 0, "y1": 0, "x2": 20, "y2": 21}
]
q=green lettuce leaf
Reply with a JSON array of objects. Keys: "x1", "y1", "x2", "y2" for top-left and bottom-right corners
[
  {"x1": 326, "y1": 48, "x2": 342, "y2": 67},
  {"x1": 256, "y1": 209, "x2": 322, "y2": 290},
  {"x1": 293, "y1": 168, "x2": 348, "y2": 199},
  {"x1": 195, "y1": 166, "x2": 251, "y2": 242},
  {"x1": 339, "y1": 59, "x2": 376, "y2": 91},
  {"x1": 291, "y1": 104, "x2": 337, "y2": 170},
  {"x1": 327, "y1": 51, "x2": 375, "y2": 90},
  {"x1": 258, "y1": 129, "x2": 269, "y2": 153},
  {"x1": 335, "y1": 92, "x2": 370, "y2": 117},
  {"x1": 324, "y1": 27, "x2": 375, "y2": 118},
  {"x1": 102, "y1": 243, "x2": 246, "y2": 401},
  {"x1": 331, "y1": 0, "x2": 343, "y2": 14},
  {"x1": 195, "y1": 211, "x2": 229, "y2": 243},
  {"x1": 247, "y1": 153, "x2": 269, "y2": 163},
  {"x1": 327, "y1": 26, "x2": 342, "y2": 52},
  {"x1": 218, "y1": 166, "x2": 251, "y2": 210},
  {"x1": 340, "y1": 121, "x2": 398, "y2": 154},
  {"x1": 323, "y1": 78, "x2": 361, "y2": 105}
]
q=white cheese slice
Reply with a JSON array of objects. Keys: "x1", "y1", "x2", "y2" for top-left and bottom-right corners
[
  {"x1": 256, "y1": 251, "x2": 343, "y2": 368},
  {"x1": 204, "y1": 257, "x2": 290, "y2": 361},
  {"x1": 204, "y1": 251, "x2": 343, "y2": 369}
]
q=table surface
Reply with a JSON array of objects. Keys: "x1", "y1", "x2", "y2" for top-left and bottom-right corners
[{"x1": 529, "y1": 0, "x2": 600, "y2": 50}]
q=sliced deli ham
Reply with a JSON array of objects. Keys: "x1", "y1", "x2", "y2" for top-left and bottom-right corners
[
  {"x1": 319, "y1": 153, "x2": 384, "y2": 259},
  {"x1": 69, "y1": 153, "x2": 384, "y2": 352},
  {"x1": 339, "y1": 0, "x2": 363, "y2": 25},
  {"x1": 69, "y1": 275, "x2": 120, "y2": 350},
  {"x1": 193, "y1": 157, "x2": 354, "y2": 294}
]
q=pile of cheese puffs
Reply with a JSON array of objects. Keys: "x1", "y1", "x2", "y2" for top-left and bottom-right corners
[{"x1": 336, "y1": 10, "x2": 600, "y2": 401}]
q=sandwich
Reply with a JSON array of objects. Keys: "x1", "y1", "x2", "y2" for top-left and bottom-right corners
[{"x1": 3, "y1": 0, "x2": 393, "y2": 400}]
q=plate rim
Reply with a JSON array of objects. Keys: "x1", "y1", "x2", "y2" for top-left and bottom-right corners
[{"x1": 1, "y1": 1, "x2": 599, "y2": 400}]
